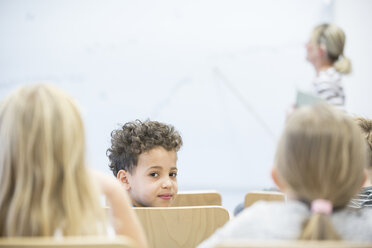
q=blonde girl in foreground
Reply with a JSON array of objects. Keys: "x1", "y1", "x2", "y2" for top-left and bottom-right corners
[
  {"x1": 0, "y1": 84, "x2": 147, "y2": 248},
  {"x1": 199, "y1": 104, "x2": 372, "y2": 247}
]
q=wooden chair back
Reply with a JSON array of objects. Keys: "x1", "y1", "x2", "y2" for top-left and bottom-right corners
[
  {"x1": 134, "y1": 206, "x2": 229, "y2": 248},
  {"x1": 214, "y1": 240, "x2": 372, "y2": 248},
  {"x1": 244, "y1": 191, "x2": 285, "y2": 208},
  {"x1": 171, "y1": 190, "x2": 222, "y2": 207},
  {"x1": 0, "y1": 236, "x2": 136, "y2": 248}
]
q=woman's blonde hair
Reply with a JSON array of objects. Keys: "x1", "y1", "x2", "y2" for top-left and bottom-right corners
[
  {"x1": 0, "y1": 84, "x2": 106, "y2": 236},
  {"x1": 311, "y1": 23, "x2": 351, "y2": 74},
  {"x1": 275, "y1": 103, "x2": 367, "y2": 240}
]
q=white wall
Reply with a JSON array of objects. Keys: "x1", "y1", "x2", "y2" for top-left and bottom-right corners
[{"x1": 1, "y1": 1, "x2": 371, "y2": 206}]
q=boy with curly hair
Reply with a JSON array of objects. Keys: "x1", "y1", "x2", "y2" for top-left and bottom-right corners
[{"x1": 107, "y1": 120, "x2": 183, "y2": 207}]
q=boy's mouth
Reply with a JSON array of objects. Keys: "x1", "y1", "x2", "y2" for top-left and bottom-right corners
[{"x1": 158, "y1": 194, "x2": 173, "y2": 200}]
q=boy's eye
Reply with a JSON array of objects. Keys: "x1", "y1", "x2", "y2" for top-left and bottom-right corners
[
  {"x1": 149, "y1": 172, "x2": 159, "y2": 177},
  {"x1": 169, "y1": 172, "x2": 177, "y2": 177}
]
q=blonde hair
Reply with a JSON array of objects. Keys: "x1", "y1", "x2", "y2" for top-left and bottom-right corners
[
  {"x1": 0, "y1": 84, "x2": 106, "y2": 236},
  {"x1": 275, "y1": 103, "x2": 367, "y2": 240},
  {"x1": 311, "y1": 24, "x2": 351, "y2": 74}
]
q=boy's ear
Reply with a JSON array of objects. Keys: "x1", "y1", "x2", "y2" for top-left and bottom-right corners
[{"x1": 117, "y1": 169, "x2": 131, "y2": 190}]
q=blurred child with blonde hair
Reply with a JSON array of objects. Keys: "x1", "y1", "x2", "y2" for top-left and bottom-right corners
[
  {"x1": 0, "y1": 84, "x2": 147, "y2": 248},
  {"x1": 199, "y1": 104, "x2": 372, "y2": 247}
]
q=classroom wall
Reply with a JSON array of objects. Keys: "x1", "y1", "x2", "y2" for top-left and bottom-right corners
[{"x1": 1, "y1": 0, "x2": 371, "y2": 199}]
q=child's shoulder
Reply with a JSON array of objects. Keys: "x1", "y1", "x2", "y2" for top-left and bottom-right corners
[
  {"x1": 237, "y1": 200, "x2": 308, "y2": 228},
  {"x1": 220, "y1": 200, "x2": 308, "y2": 240},
  {"x1": 334, "y1": 206, "x2": 372, "y2": 221},
  {"x1": 242, "y1": 200, "x2": 307, "y2": 215},
  {"x1": 333, "y1": 207, "x2": 372, "y2": 242}
]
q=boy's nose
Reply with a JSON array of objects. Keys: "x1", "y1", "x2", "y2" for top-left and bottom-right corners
[{"x1": 161, "y1": 178, "x2": 172, "y2": 188}]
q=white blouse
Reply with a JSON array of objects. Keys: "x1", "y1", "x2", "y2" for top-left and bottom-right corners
[
  {"x1": 312, "y1": 67, "x2": 345, "y2": 106},
  {"x1": 198, "y1": 200, "x2": 372, "y2": 248}
]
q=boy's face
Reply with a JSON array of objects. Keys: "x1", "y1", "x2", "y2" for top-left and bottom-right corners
[{"x1": 122, "y1": 146, "x2": 178, "y2": 207}]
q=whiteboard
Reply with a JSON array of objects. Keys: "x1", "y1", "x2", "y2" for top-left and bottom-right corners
[{"x1": 1, "y1": 0, "x2": 371, "y2": 199}]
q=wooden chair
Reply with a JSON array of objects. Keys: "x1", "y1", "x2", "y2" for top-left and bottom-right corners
[
  {"x1": 0, "y1": 236, "x2": 136, "y2": 248},
  {"x1": 171, "y1": 190, "x2": 222, "y2": 207},
  {"x1": 214, "y1": 240, "x2": 372, "y2": 248},
  {"x1": 134, "y1": 206, "x2": 229, "y2": 248},
  {"x1": 244, "y1": 191, "x2": 285, "y2": 208}
]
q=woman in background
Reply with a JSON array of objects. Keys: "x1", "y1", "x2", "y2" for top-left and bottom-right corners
[{"x1": 306, "y1": 23, "x2": 351, "y2": 106}]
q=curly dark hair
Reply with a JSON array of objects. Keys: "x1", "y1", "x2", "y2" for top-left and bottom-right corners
[
  {"x1": 107, "y1": 120, "x2": 183, "y2": 176},
  {"x1": 355, "y1": 117, "x2": 372, "y2": 169}
]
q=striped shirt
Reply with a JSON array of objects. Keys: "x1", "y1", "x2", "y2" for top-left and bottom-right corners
[
  {"x1": 312, "y1": 67, "x2": 345, "y2": 106},
  {"x1": 349, "y1": 186, "x2": 372, "y2": 209}
]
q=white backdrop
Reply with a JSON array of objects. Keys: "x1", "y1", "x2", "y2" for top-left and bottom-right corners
[{"x1": 1, "y1": 0, "x2": 371, "y2": 210}]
